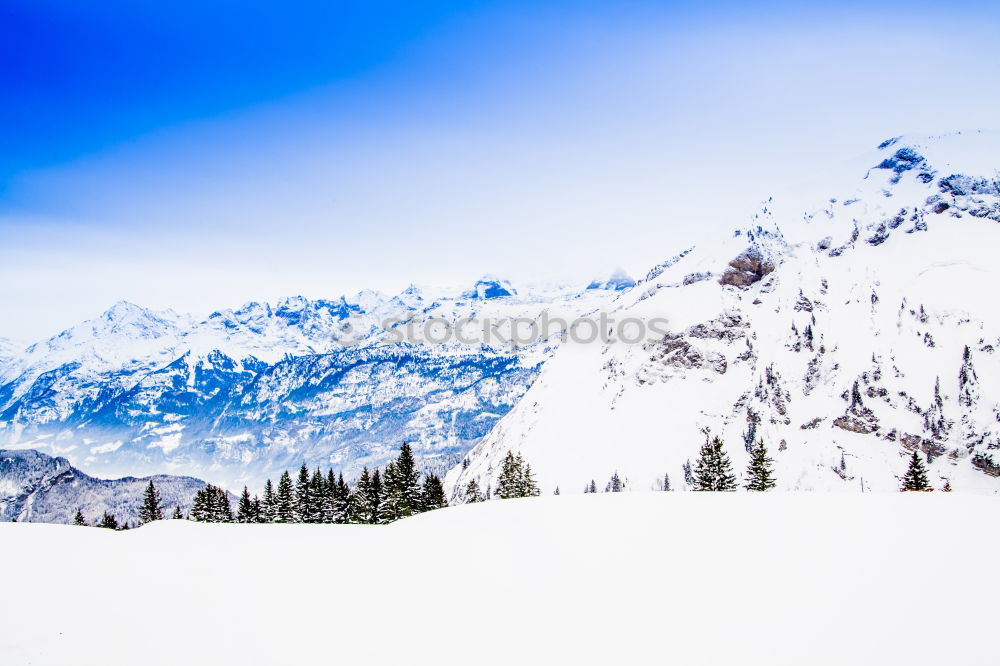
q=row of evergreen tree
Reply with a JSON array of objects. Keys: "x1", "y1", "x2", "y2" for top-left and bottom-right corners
[
  {"x1": 687, "y1": 435, "x2": 777, "y2": 491},
  {"x1": 574, "y1": 436, "x2": 777, "y2": 495},
  {"x1": 193, "y1": 442, "x2": 449, "y2": 525},
  {"x1": 684, "y1": 434, "x2": 946, "y2": 492},
  {"x1": 460, "y1": 452, "x2": 540, "y2": 503},
  {"x1": 72, "y1": 439, "x2": 946, "y2": 529}
]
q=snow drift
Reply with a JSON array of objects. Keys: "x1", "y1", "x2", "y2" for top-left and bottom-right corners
[{"x1": 1, "y1": 493, "x2": 996, "y2": 666}]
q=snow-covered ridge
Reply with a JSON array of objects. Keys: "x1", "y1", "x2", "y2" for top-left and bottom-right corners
[{"x1": 447, "y1": 130, "x2": 1000, "y2": 497}]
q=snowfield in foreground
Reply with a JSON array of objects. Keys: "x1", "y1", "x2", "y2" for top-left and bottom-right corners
[{"x1": 2, "y1": 493, "x2": 997, "y2": 666}]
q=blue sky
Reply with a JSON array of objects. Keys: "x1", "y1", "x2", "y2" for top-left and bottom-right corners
[{"x1": 3, "y1": 0, "x2": 1000, "y2": 339}]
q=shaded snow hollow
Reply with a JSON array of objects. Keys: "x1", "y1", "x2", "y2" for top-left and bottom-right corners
[{"x1": 2, "y1": 492, "x2": 997, "y2": 666}]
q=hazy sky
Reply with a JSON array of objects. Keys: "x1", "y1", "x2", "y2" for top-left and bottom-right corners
[{"x1": 2, "y1": 0, "x2": 1000, "y2": 340}]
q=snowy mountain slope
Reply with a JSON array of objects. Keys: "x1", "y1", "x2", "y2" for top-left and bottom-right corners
[
  {"x1": 447, "y1": 131, "x2": 1000, "y2": 497},
  {"x1": 0, "y1": 277, "x2": 620, "y2": 489},
  {"x1": 0, "y1": 448, "x2": 218, "y2": 524},
  {"x1": 3, "y1": 493, "x2": 998, "y2": 666}
]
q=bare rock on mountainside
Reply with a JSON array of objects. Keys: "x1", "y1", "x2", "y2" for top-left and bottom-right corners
[
  {"x1": 719, "y1": 249, "x2": 776, "y2": 287},
  {"x1": 833, "y1": 415, "x2": 879, "y2": 435}
]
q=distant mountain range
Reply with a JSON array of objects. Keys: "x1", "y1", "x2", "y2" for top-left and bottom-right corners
[
  {"x1": 0, "y1": 447, "x2": 218, "y2": 525},
  {"x1": 0, "y1": 275, "x2": 628, "y2": 490}
]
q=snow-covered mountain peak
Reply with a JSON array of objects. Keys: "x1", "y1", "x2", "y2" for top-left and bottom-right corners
[
  {"x1": 465, "y1": 275, "x2": 516, "y2": 300},
  {"x1": 871, "y1": 130, "x2": 1000, "y2": 180},
  {"x1": 347, "y1": 289, "x2": 389, "y2": 311},
  {"x1": 95, "y1": 300, "x2": 182, "y2": 336},
  {"x1": 587, "y1": 268, "x2": 637, "y2": 291}
]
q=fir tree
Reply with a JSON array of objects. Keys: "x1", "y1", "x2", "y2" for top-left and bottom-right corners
[
  {"x1": 584, "y1": 480, "x2": 597, "y2": 494},
  {"x1": 849, "y1": 380, "x2": 864, "y2": 413},
  {"x1": 191, "y1": 487, "x2": 207, "y2": 521},
  {"x1": 682, "y1": 460, "x2": 694, "y2": 488},
  {"x1": 942, "y1": 480, "x2": 953, "y2": 492},
  {"x1": 73, "y1": 508, "x2": 86, "y2": 526},
  {"x1": 172, "y1": 506, "x2": 183, "y2": 520},
  {"x1": 351, "y1": 467, "x2": 383, "y2": 524},
  {"x1": 662, "y1": 473, "x2": 671, "y2": 492},
  {"x1": 323, "y1": 469, "x2": 338, "y2": 523},
  {"x1": 421, "y1": 474, "x2": 448, "y2": 511},
  {"x1": 553, "y1": 486, "x2": 560, "y2": 496},
  {"x1": 693, "y1": 436, "x2": 738, "y2": 491},
  {"x1": 742, "y1": 410, "x2": 759, "y2": 453},
  {"x1": 275, "y1": 471, "x2": 296, "y2": 523},
  {"x1": 496, "y1": 452, "x2": 541, "y2": 499},
  {"x1": 496, "y1": 452, "x2": 523, "y2": 499},
  {"x1": 924, "y1": 377, "x2": 949, "y2": 439},
  {"x1": 521, "y1": 463, "x2": 540, "y2": 497},
  {"x1": 138, "y1": 480, "x2": 163, "y2": 524},
  {"x1": 604, "y1": 472, "x2": 624, "y2": 493},
  {"x1": 901, "y1": 451, "x2": 931, "y2": 491},
  {"x1": 745, "y1": 440, "x2": 776, "y2": 491},
  {"x1": 380, "y1": 461, "x2": 402, "y2": 523},
  {"x1": 214, "y1": 487, "x2": 233, "y2": 522},
  {"x1": 307, "y1": 468, "x2": 326, "y2": 523},
  {"x1": 464, "y1": 478, "x2": 484, "y2": 503},
  {"x1": 98, "y1": 511, "x2": 118, "y2": 530},
  {"x1": 396, "y1": 442, "x2": 424, "y2": 513},
  {"x1": 959, "y1": 345, "x2": 978, "y2": 408},
  {"x1": 295, "y1": 463, "x2": 311, "y2": 523},
  {"x1": 191, "y1": 485, "x2": 233, "y2": 522},
  {"x1": 236, "y1": 486, "x2": 255, "y2": 523},
  {"x1": 381, "y1": 443, "x2": 424, "y2": 521},
  {"x1": 370, "y1": 469, "x2": 383, "y2": 523},
  {"x1": 333, "y1": 472, "x2": 352, "y2": 523},
  {"x1": 251, "y1": 496, "x2": 262, "y2": 523},
  {"x1": 261, "y1": 479, "x2": 277, "y2": 523}
]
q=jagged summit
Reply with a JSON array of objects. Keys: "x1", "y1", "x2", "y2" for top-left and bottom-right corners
[{"x1": 96, "y1": 300, "x2": 181, "y2": 333}]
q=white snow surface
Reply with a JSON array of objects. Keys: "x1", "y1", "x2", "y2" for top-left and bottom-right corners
[{"x1": 1, "y1": 492, "x2": 997, "y2": 665}]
